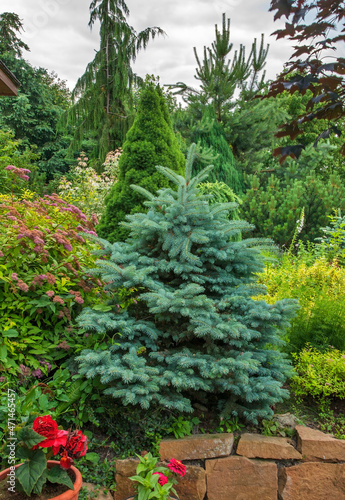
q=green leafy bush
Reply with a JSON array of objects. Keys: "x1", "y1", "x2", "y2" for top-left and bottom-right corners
[
  {"x1": 292, "y1": 346, "x2": 345, "y2": 400},
  {"x1": 317, "y1": 210, "x2": 345, "y2": 264},
  {"x1": 0, "y1": 192, "x2": 103, "y2": 380},
  {"x1": 257, "y1": 247, "x2": 345, "y2": 353}
]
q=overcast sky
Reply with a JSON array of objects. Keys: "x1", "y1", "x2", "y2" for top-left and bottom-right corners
[{"x1": 1, "y1": 0, "x2": 295, "y2": 91}]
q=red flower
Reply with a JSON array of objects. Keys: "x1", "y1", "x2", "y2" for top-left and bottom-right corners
[
  {"x1": 153, "y1": 472, "x2": 169, "y2": 486},
  {"x1": 36, "y1": 429, "x2": 69, "y2": 455},
  {"x1": 33, "y1": 415, "x2": 58, "y2": 439},
  {"x1": 33, "y1": 416, "x2": 68, "y2": 454},
  {"x1": 167, "y1": 459, "x2": 186, "y2": 477},
  {"x1": 65, "y1": 430, "x2": 88, "y2": 458},
  {"x1": 60, "y1": 450, "x2": 74, "y2": 470}
]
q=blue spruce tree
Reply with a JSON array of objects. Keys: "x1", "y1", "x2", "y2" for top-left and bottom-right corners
[{"x1": 76, "y1": 145, "x2": 298, "y2": 423}]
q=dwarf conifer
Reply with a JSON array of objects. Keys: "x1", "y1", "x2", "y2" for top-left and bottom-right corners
[
  {"x1": 77, "y1": 144, "x2": 297, "y2": 422},
  {"x1": 98, "y1": 83, "x2": 185, "y2": 242}
]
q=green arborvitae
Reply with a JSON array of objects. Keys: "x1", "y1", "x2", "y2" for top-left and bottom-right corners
[
  {"x1": 76, "y1": 144, "x2": 298, "y2": 423},
  {"x1": 97, "y1": 83, "x2": 185, "y2": 242},
  {"x1": 62, "y1": 0, "x2": 164, "y2": 162}
]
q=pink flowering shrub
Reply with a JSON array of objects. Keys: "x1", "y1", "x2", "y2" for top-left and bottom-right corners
[
  {"x1": 0, "y1": 192, "x2": 104, "y2": 380},
  {"x1": 0, "y1": 130, "x2": 39, "y2": 196}
]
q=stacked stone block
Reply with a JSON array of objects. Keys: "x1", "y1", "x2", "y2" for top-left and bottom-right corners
[{"x1": 114, "y1": 426, "x2": 345, "y2": 500}]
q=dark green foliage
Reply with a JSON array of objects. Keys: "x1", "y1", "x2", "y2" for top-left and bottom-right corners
[
  {"x1": 172, "y1": 106, "x2": 243, "y2": 193},
  {"x1": 77, "y1": 145, "x2": 298, "y2": 423},
  {"x1": 98, "y1": 83, "x2": 185, "y2": 242},
  {"x1": 63, "y1": 0, "x2": 164, "y2": 162},
  {"x1": 189, "y1": 107, "x2": 242, "y2": 193},
  {"x1": 241, "y1": 143, "x2": 345, "y2": 247},
  {"x1": 0, "y1": 51, "x2": 71, "y2": 179}
]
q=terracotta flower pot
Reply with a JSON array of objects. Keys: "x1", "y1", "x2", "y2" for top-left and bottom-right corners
[{"x1": 0, "y1": 460, "x2": 83, "y2": 500}]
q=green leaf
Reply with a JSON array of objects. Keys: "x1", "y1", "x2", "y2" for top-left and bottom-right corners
[
  {"x1": 0, "y1": 344, "x2": 7, "y2": 361},
  {"x1": 55, "y1": 379, "x2": 83, "y2": 415},
  {"x1": 16, "y1": 449, "x2": 46, "y2": 496},
  {"x1": 2, "y1": 329, "x2": 18, "y2": 337},
  {"x1": 38, "y1": 394, "x2": 49, "y2": 411},
  {"x1": 47, "y1": 465, "x2": 74, "y2": 490},
  {"x1": 85, "y1": 452, "x2": 100, "y2": 464},
  {"x1": 17, "y1": 426, "x2": 44, "y2": 447},
  {"x1": 32, "y1": 469, "x2": 48, "y2": 495},
  {"x1": 29, "y1": 348, "x2": 49, "y2": 354},
  {"x1": 92, "y1": 304, "x2": 113, "y2": 312}
]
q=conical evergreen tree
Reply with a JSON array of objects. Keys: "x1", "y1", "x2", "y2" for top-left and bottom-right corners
[
  {"x1": 191, "y1": 107, "x2": 243, "y2": 193},
  {"x1": 77, "y1": 144, "x2": 298, "y2": 422},
  {"x1": 98, "y1": 83, "x2": 185, "y2": 242}
]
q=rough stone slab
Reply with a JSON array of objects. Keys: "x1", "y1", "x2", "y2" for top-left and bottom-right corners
[
  {"x1": 83, "y1": 483, "x2": 114, "y2": 499},
  {"x1": 159, "y1": 433, "x2": 234, "y2": 461},
  {"x1": 273, "y1": 413, "x2": 297, "y2": 428},
  {"x1": 296, "y1": 425, "x2": 345, "y2": 460},
  {"x1": 236, "y1": 433, "x2": 302, "y2": 460},
  {"x1": 174, "y1": 465, "x2": 206, "y2": 500},
  {"x1": 279, "y1": 462, "x2": 345, "y2": 500},
  {"x1": 205, "y1": 456, "x2": 277, "y2": 500},
  {"x1": 114, "y1": 459, "x2": 205, "y2": 500},
  {"x1": 114, "y1": 459, "x2": 137, "y2": 500}
]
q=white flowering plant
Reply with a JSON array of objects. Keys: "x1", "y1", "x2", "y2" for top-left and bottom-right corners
[{"x1": 58, "y1": 150, "x2": 121, "y2": 220}]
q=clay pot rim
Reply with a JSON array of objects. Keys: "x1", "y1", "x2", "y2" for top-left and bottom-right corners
[{"x1": 0, "y1": 459, "x2": 83, "y2": 500}]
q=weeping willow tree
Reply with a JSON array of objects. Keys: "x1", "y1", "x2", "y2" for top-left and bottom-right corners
[{"x1": 63, "y1": 0, "x2": 165, "y2": 161}]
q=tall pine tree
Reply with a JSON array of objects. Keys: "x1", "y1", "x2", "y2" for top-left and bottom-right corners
[
  {"x1": 77, "y1": 144, "x2": 298, "y2": 422},
  {"x1": 171, "y1": 13, "x2": 268, "y2": 123},
  {"x1": 63, "y1": 0, "x2": 164, "y2": 161},
  {"x1": 98, "y1": 82, "x2": 185, "y2": 242}
]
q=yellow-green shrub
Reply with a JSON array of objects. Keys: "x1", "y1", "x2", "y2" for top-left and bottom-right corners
[
  {"x1": 292, "y1": 346, "x2": 345, "y2": 400},
  {"x1": 256, "y1": 251, "x2": 345, "y2": 353}
]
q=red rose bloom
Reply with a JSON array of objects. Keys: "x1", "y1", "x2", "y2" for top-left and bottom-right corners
[
  {"x1": 167, "y1": 459, "x2": 186, "y2": 477},
  {"x1": 33, "y1": 415, "x2": 58, "y2": 439},
  {"x1": 65, "y1": 430, "x2": 88, "y2": 458},
  {"x1": 153, "y1": 472, "x2": 169, "y2": 486}
]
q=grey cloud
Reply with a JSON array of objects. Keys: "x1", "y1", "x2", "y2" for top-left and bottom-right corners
[{"x1": 2, "y1": 0, "x2": 295, "y2": 90}]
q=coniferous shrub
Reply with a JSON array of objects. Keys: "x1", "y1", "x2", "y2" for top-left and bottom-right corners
[
  {"x1": 76, "y1": 145, "x2": 298, "y2": 423},
  {"x1": 98, "y1": 83, "x2": 185, "y2": 242},
  {"x1": 241, "y1": 143, "x2": 345, "y2": 247},
  {"x1": 189, "y1": 108, "x2": 243, "y2": 193}
]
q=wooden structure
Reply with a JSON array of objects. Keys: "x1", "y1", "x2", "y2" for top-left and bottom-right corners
[{"x1": 0, "y1": 60, "x2": 20, "y2": 96}]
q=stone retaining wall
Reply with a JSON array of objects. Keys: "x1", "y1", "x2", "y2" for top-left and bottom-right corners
[{"x1": 114, "y1": 425, "x2": 345, "y2": 500}]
